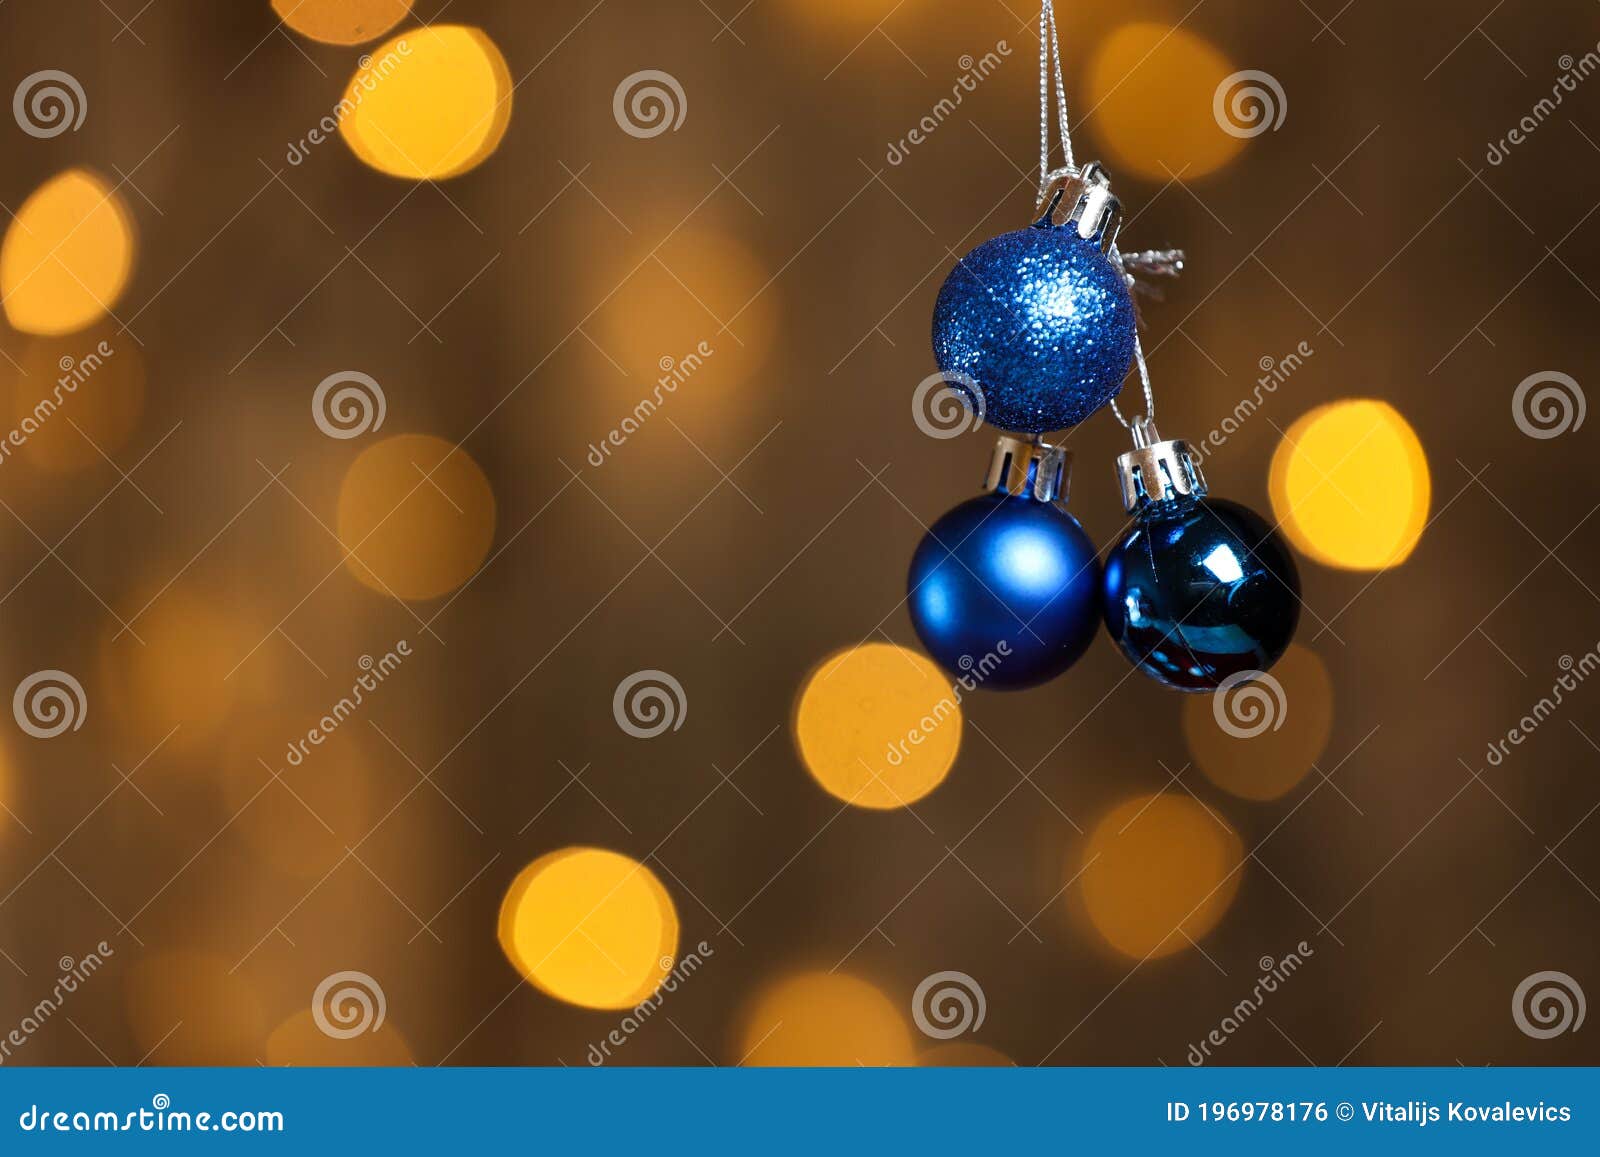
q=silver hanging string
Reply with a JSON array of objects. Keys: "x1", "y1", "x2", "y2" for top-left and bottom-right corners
[
  {"x1": 1107, "y1": 246, "x2": 1155, "y2": 429},
  {"x1": 1035, "y1": 1, "x2": 1177, "y2": 431},
  {"x1": 1038, "y1": 0, "x2": 1072, "y2": 196}
]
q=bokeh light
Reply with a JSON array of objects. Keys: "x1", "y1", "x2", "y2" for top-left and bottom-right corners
[
  {"x1": 0, "y1": 169, "x2": 135, "y2": 336},
  {"x1": 10, "y1": 326, "x2": 144, "y2": 471},
  {"x1": 274, "y1": 0, "x2": 412, "y2": 45},
  {"x1": 919, "y1": 1041, "x2": 1015, "y2": 1066},
  {"x1": 498, "y1": 847, "x2": 678, "y2": 1010},
  {"x1": 1269, "y1": 399, "x2": 1431, "y2": 570},
  {"x1": 739, "y1": 971, "x2": 914, "y2": 1066},
  {"x1": 1183, "y1": 645, "x2": 1334, "y2": 801},
  {"x1": 102, "y1": 588, "x2": 276, "y2": 749},
  {"x1": 1079, "y1": 794, "x2": 1243, "y2": 959},
  {"x1": 336, "y1": 433, "x2": 496, "y2": 601},
  {"x1": 265, "y1": 1009, "x2": 414, "y2": 1065},
  {"x1": 793, "y1": 643, "x2": 961, "y2": 809},
  {"x1": 591, "y1": 228, "x2": 777, "y2": 394},
  {"x1": 340, "y1": 26, "x2": 512, "y2": 180},
  {"x1": 1086, "y1": 24, "x2": 1247, "y2": 181},
  {"x1": 126, "y1": 951, "x2": 267, "y2": 1065}
]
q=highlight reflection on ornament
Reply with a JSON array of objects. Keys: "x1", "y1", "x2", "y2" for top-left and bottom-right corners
[
  {"x1": 908, "y1": 436, "x2": 1101, "y2": 690},
  {"x1": 1103, "y1": 418, "x2": 1299, "y2": 691}
]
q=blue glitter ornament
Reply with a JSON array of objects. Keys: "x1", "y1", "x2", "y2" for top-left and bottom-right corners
[
  {"x1": 908, "y1": 437, "x2": 1101, "y2": 690},
  {"x1": 931, "y1": 166, "x2": 1136, "y2": 435},
  {"x1": 1102, "y1": 420, "x2": 1300, "y2": 691}
]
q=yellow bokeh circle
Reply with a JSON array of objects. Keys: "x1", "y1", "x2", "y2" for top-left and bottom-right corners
[
  {"x1": 274, "y1": 0, "x2": 413, "y2": 46},
  {"x1": 498, "y1": 847, "x2": 679, "y2": 1010},
  {"x1": 126, "y1": 951, "x2": 268, "y2": 1065},
  {"x1": 739, "y1": 971, "x2": 914, "y2": 1066},
  {"x1": 336, "y1": 433, "x2": 496, "y2": 600},
  {"x1": 1269, "y1": 399, "x2": 1430, "y2": 570},
  {"x1": 1183, "y1": 645, "x2": 1334, "y2": 802},
  {"x1": 1, "y1": 169, "x2": 136, "y2": 336},
  {"x1": 102, "y1": 588, "x2": 274, "y2": 749},
  {"x1": 1079, "y1": 794, "x2": 1243, "y2": 959},
  {"x1": 340, "y1": 25, "x2": 513, "y2": 180},
  {"x1": 592, "y1": 228, "x2": 777, "y2": 392},
  {"x1": 9, "y1": 326, "x2": 144, "y2": 471},
  {"x1": 793, "y1": 643, "x2": 961, "y2": 810},
  {"x1": 1087, "y1": 24, "x2": 1248, "y2": 181},
  {"x1": 266, "y1": 1009, "x2": 413, "y2": 1065},
  {"x1": 919, "y1": 1041, "x2": 1015, "y2": 1066}
]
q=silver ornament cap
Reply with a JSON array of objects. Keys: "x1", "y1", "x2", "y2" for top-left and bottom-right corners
[
  {"x1": 1114, "y1": 416, "x2": 1207, "y2": 512},
  {"x1": 987, "y1": 433, "x2": 1072, "y2": 505},
  {"x1": 1034, "y1": 161, "x2": 1121, "y2": 250}
]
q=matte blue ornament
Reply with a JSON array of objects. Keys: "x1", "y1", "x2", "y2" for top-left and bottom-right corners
[
  {"x1": 1103, "y1": 420, "x2": 1300, "y2": 692},
  {"x1": 931, "y1": 165, "x2": 1136, "y2": 435},
  {"x1": 908, "y1": 437, "x2": 1102, "y2": 690}
]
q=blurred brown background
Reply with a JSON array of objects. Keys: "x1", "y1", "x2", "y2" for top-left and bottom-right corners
[{"x1": 1, "y1": 0, "x2": 1598, "y2": 1066}]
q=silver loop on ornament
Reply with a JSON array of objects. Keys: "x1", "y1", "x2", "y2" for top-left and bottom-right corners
[
  {"x1": 1114, "y1": 417, "x2": 1207, "y2": 512},
  {"x1": 1034, "y1": 161, "x2": 1121, "y2": 249},
  {"x1": 986, "y1": 433, "x2": 1072, "y2": 505}
]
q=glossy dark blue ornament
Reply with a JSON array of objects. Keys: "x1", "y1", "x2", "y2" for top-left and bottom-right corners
[
  {"x1": 931, "y1": 186, "x2": 1136, "y2": 435},
  {"x1": 1103, "y1": 421, "x2": 1300, "y2": 691},
  {"x1": 908, "y1": 438, "x2": 1102, "y2": 690}
]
